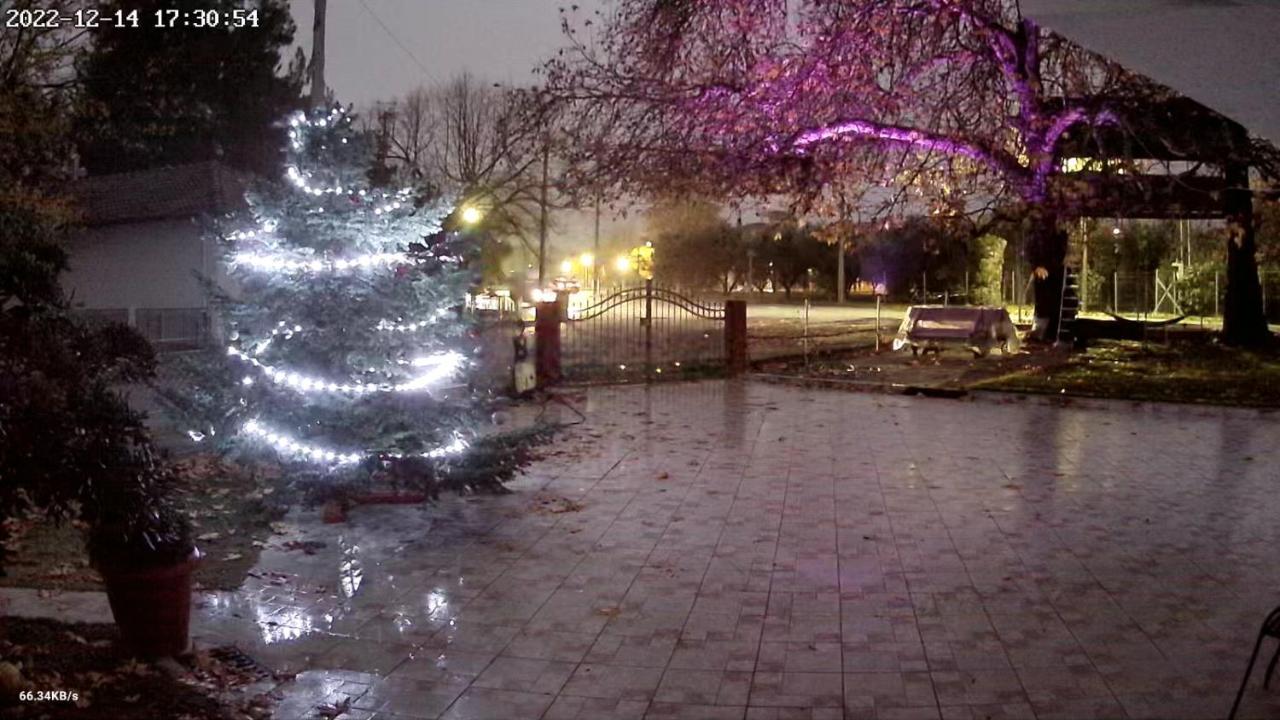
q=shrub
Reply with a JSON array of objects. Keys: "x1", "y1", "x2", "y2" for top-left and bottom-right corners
[{"x1": 0, "y1": 199, "x2": 189, "y2": 572}]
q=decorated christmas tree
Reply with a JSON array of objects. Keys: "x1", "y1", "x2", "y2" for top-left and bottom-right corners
[{"x1": 185, "y1": 105, "x2": 528, "y2": 494}]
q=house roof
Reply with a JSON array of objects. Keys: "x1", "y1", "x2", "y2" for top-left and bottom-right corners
[{"x1": 72, "y1": 160, "x2": 248, "y2": 226}]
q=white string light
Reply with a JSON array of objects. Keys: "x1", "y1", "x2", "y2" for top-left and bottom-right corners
[
  {"x1": 241, "y1": 418, "x2": 469, "y2": 466},
  {"x1": 215, "y1": 106, "x2": 474, "y2": 468},
  {"x1": 227, "y1": 347, "x2": 465, "y2": 395},
  {"x1": 283, "y1": 107, "x2": 417, "y2": 204},
  {"x1": 231, "y1": 251, "x2": 409, "y2": 274},
  {"x1": 235, "y1": 308, "x2": 452, "y2": 353},
  {"x1": 376, "y1": 308, "x2": 455, "y2": 332}
]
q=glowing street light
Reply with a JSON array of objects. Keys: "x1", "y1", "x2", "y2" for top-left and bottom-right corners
[
  {"x1": 615, "y1": 256, "x2": 632, "y2": 273},
  {"x1": 580, "y1": 253, "x2": 594, "y2": 268},
  {"x1": 559, "y1": 259, "x2": 574, "y2": 274},
  {"x1": 460, "y1": 206, "x2": 483, "y2": 226}
]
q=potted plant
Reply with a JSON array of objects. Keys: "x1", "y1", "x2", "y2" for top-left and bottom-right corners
[
  {"x1": 2, "y1": 215, "x2": 198, "y2": 657},
  {"x1": 87, "y1": 455, "x2": 199, "y2": 658}
]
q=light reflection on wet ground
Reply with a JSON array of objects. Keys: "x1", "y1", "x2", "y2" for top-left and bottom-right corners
[{"x1": 28, "y1": 380, "x2": 1280, "y2": 719}]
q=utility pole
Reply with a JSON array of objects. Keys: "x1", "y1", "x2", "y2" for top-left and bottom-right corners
[
  {"x1": 309, "y1": 0, "x2": 327, "y2": 109},
  {"x1": 593, "y1": 194, "x2": 601, "y2": 295},
  {"x1": 538, "y1": 142, "x2": 549, "y2": 286}
]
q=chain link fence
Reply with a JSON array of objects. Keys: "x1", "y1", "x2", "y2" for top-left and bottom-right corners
[{"x1": 994, "y1": 266, "x2": 1280, "y2": 322}]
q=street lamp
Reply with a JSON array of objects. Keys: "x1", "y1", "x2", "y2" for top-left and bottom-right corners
[
  {"x1": 559, "y1": 259, "x2": 573, "y2": 275},
  {"x1": 460, "y1": 205, "x2": 483, "y2": 226},
  {"x1": 580, "y1": 253, "x2": 597, "y2": 295},
  {"x1": 615, "y1": 256, "x2": 632, "y2": 273}
]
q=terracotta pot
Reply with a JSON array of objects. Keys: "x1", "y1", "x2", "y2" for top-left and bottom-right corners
[{"x1": 99, "y1": 549, "x2": 199, "y2": 658}]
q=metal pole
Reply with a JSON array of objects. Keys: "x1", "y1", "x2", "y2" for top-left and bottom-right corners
[
  {"x1": 1215, "y1": 272, "x2": 1220, "y2": 317},
  {"x1": 1144, "y1": 271, "x2": 1150, "y2": 320},
  {"x1": 803, "y1": 298, "x2": 810, "y2": 370},
  {"x1": 1015, "y1": 269, "x2": 1022, "y2": 324},
  {"x1": 837, "y1": 235, "x2": 846, "y2": 304},
  {"x1": 1113, "y1": 271, "x2": 1119, "y2": 313},
  {"x1": 537, "y1": 143, "x2": 549, "y2": 286},
  {"x1": 593, "y1": 194, "x2": 601, "y2": 296},
  {"x1": 644, "y1": 278, "x2": 653, "y2": 375},
  {"x1": 875, "y1": 294, "x2": 882, "y2": 352},
  {"x1": 1080, "y1": 218, "x2": 1089, "y2": 313}
]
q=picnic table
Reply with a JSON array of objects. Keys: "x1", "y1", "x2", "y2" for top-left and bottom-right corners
[{"x1": 893, "y1": 305, "x2": 1020, "y2": 358}]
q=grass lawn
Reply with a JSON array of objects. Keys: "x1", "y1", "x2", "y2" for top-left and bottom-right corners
[
  {"x1": 970, "y1": 340, "x2": 1280, "y2": 407},
  {"x1": 1, "y1": 455, "x2": 285, "y2": 593}
]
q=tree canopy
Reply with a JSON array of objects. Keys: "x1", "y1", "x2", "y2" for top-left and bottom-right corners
[
  {"x1": 542, "y1": 0, "x2": 1274, "y2": 344},
  {"x1": 74, "y1": 0, "x2": 304, "y2": 176},
  {"x1": 542, "y1": 0, "x2": 1148, "y2": 219}
]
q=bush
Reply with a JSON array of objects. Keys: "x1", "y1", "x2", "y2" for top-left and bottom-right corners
[
  {"x1": 0, "y1": 198, "x2": 187, "y2": 572},
  {"x1": 1180, "y1": 261, "x2": 1225, "y2": 317}
]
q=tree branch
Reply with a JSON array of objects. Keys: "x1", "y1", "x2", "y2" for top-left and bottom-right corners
[{"x1": 790, "y1": 118, "x2": 1019, "y2": 177}]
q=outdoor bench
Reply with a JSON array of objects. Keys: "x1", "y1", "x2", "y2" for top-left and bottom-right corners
[{"x1": 893, "y1": 305, "x2": 1020, "y2": 358}]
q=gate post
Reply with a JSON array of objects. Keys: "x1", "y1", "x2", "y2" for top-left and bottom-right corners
[
  {"x1": 535, "y1": 300, "x2": 561, "y2": 386},
  {"x1": 725, "y1": 300, "x2": 748, "y2": 375},
  {"x1": 643, "y1": 279, "x2": 654, "y2": 375}
]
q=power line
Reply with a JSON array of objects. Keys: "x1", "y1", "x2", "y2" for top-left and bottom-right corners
[{"x1": 357, "y1": 0, "x2": 441, "y2": 87}]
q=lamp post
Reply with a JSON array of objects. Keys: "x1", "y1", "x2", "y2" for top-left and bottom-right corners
[
  {"x1": 593, "y1": 195, "x2": 602, "y2": 296},
  {"x1": 580, "y1": 253, "x2": 596, "y2": 296},
  {"x1": 1113, "y1": 226, "x2": 1122, "y2": 313}
]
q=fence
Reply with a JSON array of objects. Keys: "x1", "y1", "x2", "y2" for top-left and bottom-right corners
[
  {"x1": 995, "y1": 267, "x2": 1280, "y2": 322},
  {"x1": 74, "y1": 307, "x2": 210, "y2": 351},
  {"x1": 534, "y1": 281, "x2": 748, "y2": 384}
]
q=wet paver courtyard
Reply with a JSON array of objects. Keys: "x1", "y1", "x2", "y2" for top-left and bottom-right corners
[{"x1": 11, "y1": 381, "x2": 1280, "y2": 719}]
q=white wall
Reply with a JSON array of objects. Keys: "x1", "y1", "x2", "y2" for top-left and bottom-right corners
[{"x1": 61, "y1": 219, "x2": 214, "y2": 312}]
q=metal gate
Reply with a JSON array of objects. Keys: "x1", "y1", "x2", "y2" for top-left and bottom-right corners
[{"x1": 560, "y1": 282, "x2": 728, "y2": 382}]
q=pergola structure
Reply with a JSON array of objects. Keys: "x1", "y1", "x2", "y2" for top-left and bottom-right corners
[
  {"x1": 1051, "y1": 93, "x2": 1278, "y2": 344},
  {"x1": 1054, "y1": 96, "x2": 1276, "y2": 220}
]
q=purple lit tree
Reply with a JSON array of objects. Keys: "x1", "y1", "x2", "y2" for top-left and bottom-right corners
[{"x1": 542, "y1": 0, "x2": 1272, "y2": 345}]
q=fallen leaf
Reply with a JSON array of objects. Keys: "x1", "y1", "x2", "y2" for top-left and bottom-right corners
[{"x1": 316, "y1": 696, "x2": 352, "y2": 719}]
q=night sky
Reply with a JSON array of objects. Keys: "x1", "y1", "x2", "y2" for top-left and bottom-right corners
[{"x1": 288, "y1": 0, "x2": 601, "y2": 105}]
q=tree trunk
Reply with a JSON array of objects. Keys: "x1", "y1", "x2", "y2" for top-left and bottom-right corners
[
  {"x1": 1026, "y1": 209, "x2": 1067, "y2": 341},
  {"x1": 1221, "y1": 161, "x2": 1271, "y2": 347}
]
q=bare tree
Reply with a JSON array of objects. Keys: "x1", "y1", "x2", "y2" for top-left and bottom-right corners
[
  {"x1": 384, "y1": 87, "x2": 435, "y2": 177},
  {"x1": 381, "y1": 74, "x2": 547, "y2": 254}
]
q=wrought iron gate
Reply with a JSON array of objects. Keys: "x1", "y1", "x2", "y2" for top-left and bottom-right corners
[{"x1": 560, "y1": 282, "x2": 729, "y2": 382}]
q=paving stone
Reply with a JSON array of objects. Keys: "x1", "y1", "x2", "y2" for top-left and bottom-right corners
[{"x1": 86, "y1": 380, "x2": 1280, "y2": 720}]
